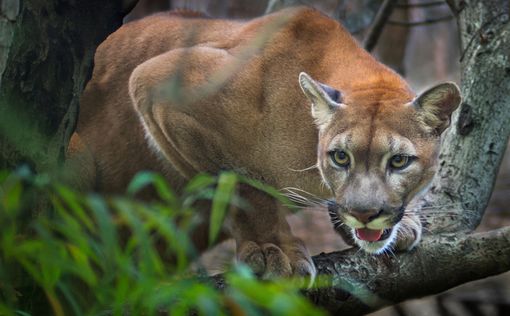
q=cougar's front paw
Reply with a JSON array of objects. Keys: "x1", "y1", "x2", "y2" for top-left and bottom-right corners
[
  {"x1": 395, "y1": 212, "x2": 422, "y2": 251},
  {"x1": 237, "y1": 240, "x2": 316, "y2": 286}
]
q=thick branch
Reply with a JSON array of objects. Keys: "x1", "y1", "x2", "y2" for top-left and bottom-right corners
[{"x1": 308, "y1": 227, "x2": 510, "y2": 314}]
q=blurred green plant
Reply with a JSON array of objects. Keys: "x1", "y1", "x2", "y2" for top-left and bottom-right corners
[{"x1": 0, "y1": 168, "x2": 325, "y2": 316}]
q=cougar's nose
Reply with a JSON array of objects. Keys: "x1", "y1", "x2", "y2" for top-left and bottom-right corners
[{"x1": 350, "y1": 209, "x2": 383, "y2": 224}]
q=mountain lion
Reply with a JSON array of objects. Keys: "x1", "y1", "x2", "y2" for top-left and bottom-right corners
[{"x1": 72, "y1": 7, "x2": 461, "y2": 282}]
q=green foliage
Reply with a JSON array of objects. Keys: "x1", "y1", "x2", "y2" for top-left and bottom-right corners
[{"x1": 0, "y1": 169, "x2": 325, "y2": 316}]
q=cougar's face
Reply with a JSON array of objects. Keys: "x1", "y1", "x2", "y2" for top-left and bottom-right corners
[
  {"x1": 317, "y1": 108, "x2": 438, "y2": 253},
  {"x1": 299, "y1": 72, "x2": 461, "y2": 253}
]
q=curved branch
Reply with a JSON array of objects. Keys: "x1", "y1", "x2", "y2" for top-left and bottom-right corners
[{"x1": 307, "y1": 226, "x2": 510, "y2": 314}]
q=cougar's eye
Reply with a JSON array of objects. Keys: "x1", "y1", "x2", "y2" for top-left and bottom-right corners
[
  {"x1": 389, "y1": 155, "x2": 413, "y2": 170},
  {"x1": 330, "y1": 150, "x2": 350, "y2": 168}
]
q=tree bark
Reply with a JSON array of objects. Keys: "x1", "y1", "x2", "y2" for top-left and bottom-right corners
[
  {"x1": 0, "y1": 1, "x2": 133, "y2": 314},
  {"x1": 0, "y1": 0, "x2": 130, "y2": 172}
]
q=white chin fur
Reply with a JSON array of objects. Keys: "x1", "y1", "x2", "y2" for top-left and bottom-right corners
[{"x1": 353, "y1": 222, "x2": 401, "y2": 255}]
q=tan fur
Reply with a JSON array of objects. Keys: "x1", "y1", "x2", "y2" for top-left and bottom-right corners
[{"x1": 73, "y1": 7, "x2": 461, "y2": 281}]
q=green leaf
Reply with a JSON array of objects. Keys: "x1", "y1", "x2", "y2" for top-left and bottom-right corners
[
  {"x1": 184, "y1": 173, "x2": 216, "y2": 194},
  {"x1": 2, "y1": 179, "x2": 22, "y2": 215},
  {"x1": 56, "y1": 283, "x2": 83, "y2": 316},
  {"x1": 209, "y1": 172, "x2": 238, "y2": 245},
  {"x1": 67, "y1": 243, "x2": 98, "y2": 285},
  {"x1": 0, "y1": 168, "x2": 327, "y2": 315},
  {"x1": 0, "y1": 170, "x2": 10, "y2": 184},
  {"x1": 239, "y1": 176, "x2": 297, "y2": 212},
  {"x1": 127, "y1": 171, "x2": 176, "y2": 204},
  {"x1": 53, "y1": 185, "x2": 94, "y2": 231}
]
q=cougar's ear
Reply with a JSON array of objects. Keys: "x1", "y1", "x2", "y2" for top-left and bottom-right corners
[
  {"x1": 299, "y1": 72, "x2": 342, "y2": 127},
  {"x1": 413, "y1": 82, "x2": 461, "y2": 135}
]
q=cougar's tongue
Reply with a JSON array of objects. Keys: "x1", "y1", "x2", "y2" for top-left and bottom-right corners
[{"x1": 355, "y1": 228, "x2": 383, "y2": 242}]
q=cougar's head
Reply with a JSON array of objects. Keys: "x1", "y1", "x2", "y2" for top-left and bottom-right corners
[{"x1": 299, "y1": 72, "x2": 461, "y2": 253}]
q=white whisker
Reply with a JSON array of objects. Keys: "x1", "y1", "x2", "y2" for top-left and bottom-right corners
[
  {"x1": 281, "y1": 186, "x2": 321, "y2": 196},
  {"x1": 280, "y1": 187, "x2": 329, "y2": 209},
  {"x1": 334, "y1": 223, "x2": 345, "y2": 229},
  {"x1": 288, "y1": 164, "x2": 318, "y2": 172}
]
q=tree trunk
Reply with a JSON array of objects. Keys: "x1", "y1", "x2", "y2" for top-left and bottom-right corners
[
  {"x1": 0, "y1": 0, "x2": 130, "y2": 172},
  {"x1": 0, "y1": 1, "x2": 133, "y2": 313}
]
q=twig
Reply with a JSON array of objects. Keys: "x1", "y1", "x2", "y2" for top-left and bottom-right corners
[
  {"x1": 363, "y1": 0, "x2": 398, "y2": 52},
  {"x1": 394, "y1": 1, "x2": 445, "y2": 9},
  {"x1": 388, "y1": 15, "x2": 454, "y2": 26},
  {"x1": 445, "y1": 0, "x2": 459, "y2": 17}
]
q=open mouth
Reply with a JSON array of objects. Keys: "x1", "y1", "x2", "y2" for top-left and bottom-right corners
[{"x1": 355, "y1": 228, "x2": 393, "y2": 242}]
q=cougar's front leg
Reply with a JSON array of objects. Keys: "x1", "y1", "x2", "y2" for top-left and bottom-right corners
[{"x1": 229, "y1": 185, "x2": 316, "y2": 284}]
